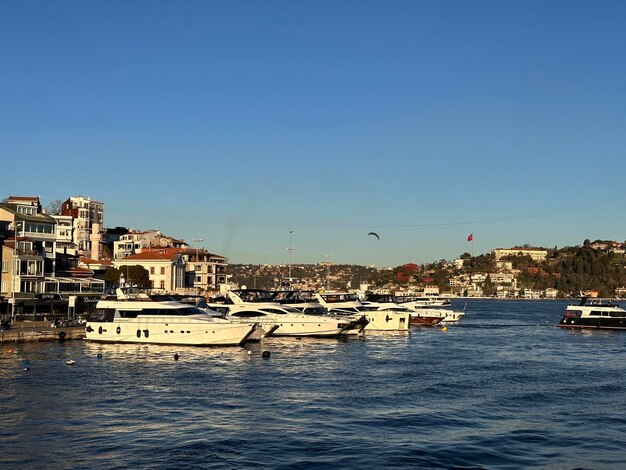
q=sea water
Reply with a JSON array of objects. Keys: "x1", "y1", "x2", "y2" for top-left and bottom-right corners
[{"x1": 1, "y1": 300, "x2": 626, "y2": 469}]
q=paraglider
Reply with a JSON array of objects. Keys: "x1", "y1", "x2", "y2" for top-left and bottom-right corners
[{"x1": 367, "y1": 232, "x2": 380, "y2": 240}]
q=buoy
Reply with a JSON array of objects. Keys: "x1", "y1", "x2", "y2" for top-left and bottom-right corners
[
  {"x1": 247, "y1": 350, "x2": 252, "y2": 355},
  {"x1": 261, "y1": 350, "x2": 271, "y2": 359},
  {"x1": 442, "y1": 326, "x2": 448, "y2": 332},
  {"x1": 174, "y1": 353, "x2": 179, "y2": 361},
  {"x1": 7, "y1": 348, "x2": 13, "y2": 353},
  {"x1": 22, "y1": 360, "x2": 31, "y2": 371},
  {"x1": 66, "y1": 360, "x2": 75, "y2": 365},
  {"x1": 96, "y1": 353, "x2": 103, "y2": 359},
  {"x1": 58, "y1": 331, "x2": 67, "y2": 341}
]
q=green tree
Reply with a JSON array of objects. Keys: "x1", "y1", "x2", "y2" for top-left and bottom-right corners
[{"x1": 104, "y1": 266, "x2": 151, "y2": 288}]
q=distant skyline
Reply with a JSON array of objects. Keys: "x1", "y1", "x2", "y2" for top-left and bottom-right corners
[{"x1": 2, "y1": 1, "x2": 625, "y2": 266}]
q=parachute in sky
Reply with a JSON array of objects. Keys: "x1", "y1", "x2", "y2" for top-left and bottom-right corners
[{"x1": 367, "y1": 232, "x2": 380, "y2": 240}]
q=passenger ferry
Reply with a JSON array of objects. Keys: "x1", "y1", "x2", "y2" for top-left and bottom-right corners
[
  {"x1": 85, "y1": 286, "x2": 256, "y2": 346},
  {"x1": 558, "y1": 298, "x2": 626, "y2": 330}
]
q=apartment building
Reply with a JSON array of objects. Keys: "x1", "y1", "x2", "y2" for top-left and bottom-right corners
[{"x1": 61, "y1": 195, "x2": 104, "y2": 259}]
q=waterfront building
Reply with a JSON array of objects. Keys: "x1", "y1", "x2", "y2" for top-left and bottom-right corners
[
  {"x1": 113, "y1": 229, "x2": 187, "y2": 259},
  {"x1": 113, "y1": 250, "x2": 186, "y2": 292},
  {"x1": 52, "y1": 214, "x2": 77, "y2": 256},
  {"x1": 61, "y1": 196, "x2": 104, "y2": 259},
  {"x1": 179, "y1": 248, "x2": 228, "y2": 293}
]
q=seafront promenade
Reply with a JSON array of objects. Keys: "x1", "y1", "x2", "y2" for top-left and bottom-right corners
[{"x1": 0, "y1": 322, "x2": 85, "y2": 343}]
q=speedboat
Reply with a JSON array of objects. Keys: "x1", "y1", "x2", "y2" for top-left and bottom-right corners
[
  {"x1": 558, "y1": 298, "x2": 626, "y2": 330},
  {"x1": 85, "y1": 286, "x2": 257, "y2": 346},
  {"x1": 213, "y1": 289, "x2": 365, "y2": 337},
  {"x1": 361, "y1": 293, "x2": 440, "y2": 328}
]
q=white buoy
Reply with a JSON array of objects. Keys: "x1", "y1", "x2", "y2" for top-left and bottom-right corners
[{"x1": 66, "y1": 360, "x2": 75, "y2": 365}]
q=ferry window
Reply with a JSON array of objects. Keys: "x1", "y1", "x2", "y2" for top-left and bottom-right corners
[
  {"x1": 610, "y1": 311, "x2": 624, "y2": 317},
  {"x1": 589, "y1": 310, "x2": 608, "y2": 316},
  {"x1": 565, "y1": 310, "x2": 582, "y2": 318}
]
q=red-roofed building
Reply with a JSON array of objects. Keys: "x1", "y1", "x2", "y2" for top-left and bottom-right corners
[{"x1": 113, "y1": 251, "x2": 186, "y2": 292}]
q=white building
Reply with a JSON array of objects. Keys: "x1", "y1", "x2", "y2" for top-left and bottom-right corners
[
  {"x1": 113, "y1": 250, "x2": 186, "y2": 292},
  {"x1": 52, "y1": 214, "x2": 76, "y2": 256},
  {"x1": 61, "y1": 196, "x2": 104, "y2": 259},
  {"x1": 492, "y1": 248, "x2": 548, "y2": 261}
]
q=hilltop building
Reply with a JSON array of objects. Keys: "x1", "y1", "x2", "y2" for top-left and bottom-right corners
[{"x1": 492, "y1": 247, "x2": 548, "y2": 261}]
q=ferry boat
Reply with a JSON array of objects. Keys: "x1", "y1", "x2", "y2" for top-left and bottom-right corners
[
  {"x1": 85, "y1": 286, "x2": 257, "y2": 346},
  {"x1": 558, "y1": 298, "x2": 626, "y2": 330}
]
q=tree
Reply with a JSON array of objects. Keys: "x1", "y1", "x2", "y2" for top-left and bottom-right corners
[
  {"x1": 45, "y1": 199, "x2": 63, "y2": 215},
  {"x1": 104, "y1": 266, "x2": 151, "y2": 288},
  {"x1": 482, "y1": 275, "x2": 496, "y2": 297}
]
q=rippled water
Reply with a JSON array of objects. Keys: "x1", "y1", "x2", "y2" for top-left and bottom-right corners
[{"x1": 2, "y1": 300, "x2": 626, "y2": 469}]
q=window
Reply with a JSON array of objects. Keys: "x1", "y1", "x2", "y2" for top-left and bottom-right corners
[
  {"x1": 1, "y1": 281, "x2": 7, "y2": 293},
  {"x1": 150, "y1": 267, "x2": 155, "y2": 274},
  {"x1": 1, "y1": 260, "x2": 7, "y2": 272},
  {"x1": 160, "y1": 267, "x2": 165, "y2": 275},
  {"x1": 160, "y1": 280, "x2": 165, "y2": 289}
]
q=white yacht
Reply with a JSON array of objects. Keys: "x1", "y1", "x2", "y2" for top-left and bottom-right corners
[
  {"x1": 210, "y1": 289, "x2": 365, "y2": 337},
  {"x1": 395, "y1": 294, "x2": 465, "y2": 324},
  {"x1": 85, "y1": 286, "x2": 256, "y2": 346},
  {"x1": 315, "y1": 292, "x2": 411, "y2": 332}
]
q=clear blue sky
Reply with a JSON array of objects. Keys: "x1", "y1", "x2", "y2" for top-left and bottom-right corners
[{"x1": 2, "y1": 1, "x2": 625, "y2": 266}]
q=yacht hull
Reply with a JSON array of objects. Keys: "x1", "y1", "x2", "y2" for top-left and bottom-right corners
[
  {"x1": 85, "y1": 318, "x2": 256, "y2": 346},
  {"x1": 558, "y1": 317, "x2": 626, "y2": 330}
]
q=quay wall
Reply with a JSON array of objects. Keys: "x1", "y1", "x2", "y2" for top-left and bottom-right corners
[{"x1": 0, "y1": 327, "x2": 85, "y2": 343}]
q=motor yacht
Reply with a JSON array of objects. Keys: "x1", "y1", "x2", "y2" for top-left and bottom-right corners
[
  {"x1": 558, "y1": 298, "x2": 626, "y2": 330},
  {"x1": 211, "y1": 289, "x2": 364, "y2": 337},
  {"x1": 315, "y1": 292, "x2": 411, "y2": 332},
  {"x1": 85, "y1": 286, "x2": 256, "y2": 346}
]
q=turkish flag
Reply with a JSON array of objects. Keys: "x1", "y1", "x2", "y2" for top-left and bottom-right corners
[{"x1": 467, "y1": 234, "x2": 473, "y2": 242}]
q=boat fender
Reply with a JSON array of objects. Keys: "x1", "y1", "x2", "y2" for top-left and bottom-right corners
[
  {"x1": 98, "y1": 326, "x2": 103, "y2": 335},
  {"x1": 85, "y1": 325, "x2": 93, "y2": 333},
  {"x1": 58, "y1": 331, "x2": 67, "y2": 340},
  {"x1": 262, "y1": 350, "x2": 271, "y2": 359},
  {"x1": 144, "y1": 329, "x2": 149, "y2": 338},
  {"x1": 136, "y1": 330, "x2": 141, "y2": 338},
  {"x1": 174, "y1": 353, "x2": 179, "y2": 361},
  {"x1": 116, "y1": 326, "x2": 121, "y2": 335}
]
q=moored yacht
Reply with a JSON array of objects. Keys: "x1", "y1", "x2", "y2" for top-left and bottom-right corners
[
  {"x1": 212, "y1": 289, "x2": 365, "y2": 337},
  {"x1": 316, "y1": 291, "x2": 411, "y2": 332},
  {"x1": 85, "y1": 286, "x2": 256, "y2": 346},
  {"x1": 558, "y1": 298, "x2": 626, "y2": 330}
]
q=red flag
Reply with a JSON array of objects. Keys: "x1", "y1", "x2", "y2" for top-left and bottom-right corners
[{"x1": 467, "y1": 233, "x2": 473, "y2": 242}]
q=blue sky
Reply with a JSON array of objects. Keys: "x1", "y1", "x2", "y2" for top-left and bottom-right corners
[{"x1": 2, "y1": 1, "x2": 625, "y2": 266}]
